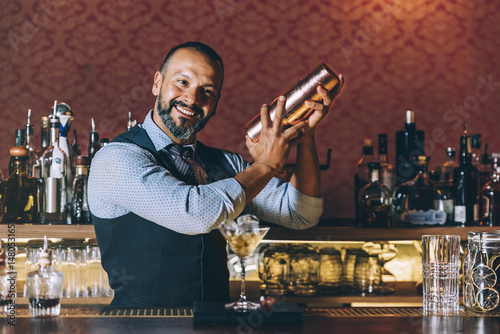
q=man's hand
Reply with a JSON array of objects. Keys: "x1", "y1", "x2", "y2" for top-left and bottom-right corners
[
  {"x1": 302, "y1": 82, "x2": 337, "y2": 136},
  {"x1": 246, "y1": 95, "x2": 305, "y2": 173}
]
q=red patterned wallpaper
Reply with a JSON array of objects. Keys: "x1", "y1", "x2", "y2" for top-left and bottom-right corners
[{"x1": 1, "y1": 0, "x2": 500, "y2": 219}]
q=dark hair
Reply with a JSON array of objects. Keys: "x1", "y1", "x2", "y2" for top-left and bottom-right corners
[{"x1": 159, "y1": 41, "x2": 224, "y2": 90}]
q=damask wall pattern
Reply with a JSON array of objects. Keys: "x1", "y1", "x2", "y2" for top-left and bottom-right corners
[{"x1": 1, "y1": 0, "x2": 499, "y2": 219}]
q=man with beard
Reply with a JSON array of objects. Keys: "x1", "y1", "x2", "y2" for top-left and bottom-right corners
[{"x1": 88, "y1": 42, "x2": 332, "y2": 308}]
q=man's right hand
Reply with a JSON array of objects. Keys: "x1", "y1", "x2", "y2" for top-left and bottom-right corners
[
  {"x1": 246, "y1": 95, "x2": 305, "y2": 174},
  {"x1": 234, "y1": 95, "x2": 305, "y2": 205}
]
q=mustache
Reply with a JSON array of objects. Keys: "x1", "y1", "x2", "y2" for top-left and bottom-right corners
[{"x1": 169, "y1": 99, "x2": 204, "y2": 116}]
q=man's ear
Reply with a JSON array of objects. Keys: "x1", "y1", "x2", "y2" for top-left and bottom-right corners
[{"x1": 152, "y1": 71, "x2": 163, "y2": 96}]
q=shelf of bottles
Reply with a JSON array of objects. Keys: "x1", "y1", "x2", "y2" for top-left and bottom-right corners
[{"x1": 355, "y1": 109, "x2": 500, "y2": 230}]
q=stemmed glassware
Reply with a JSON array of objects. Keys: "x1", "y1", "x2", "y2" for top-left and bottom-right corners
[{"x1": 219, "y1": 215, "x2": 270, "y2": 312}]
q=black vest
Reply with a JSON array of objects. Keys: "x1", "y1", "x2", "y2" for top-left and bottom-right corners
[{"x1": 92, "y1": 126, "x2": 235, "y2": 308}]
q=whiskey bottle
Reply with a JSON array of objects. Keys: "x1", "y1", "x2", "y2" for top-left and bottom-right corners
[
  {"x1": 452, "y1": 123, "x2": 480, "y2": 226},
  {"x1": 480, "y1": 153, "x2": 500, "y2": 226},
  {"x1": 70, "y1": 156, "x2": 91, "y2": 224},
  {"x1": 395, "y1": 110, "x2": 425, "y2": 185},
  {"x1": 88, "y1": 118, "x2": 100, "y2": 160},
  {"x1": 0, "y1": 146, "x2": 39, "y2": 224},
  {"x1": 40, "y1": 101, "x2": 67, "y2": 224},
  {"x1": 438, "y1": 147, "x2": 459, "y2": 183},
  {"x1": 378, "y1": 134, "x2": 395, "y2": 192},
  {"x1": 26, "y1": 236, "x2": 63, "y2": 317},
  {"x1": 354, "y1": 139, "x2": 376, "y2": 225},
  {"x1": 25, "y1": 109, "x2": 41, "y2": 178},
  {"x1": 358, "y1": 162, "x2": 392, "y2": 227},
  {"x1": 392, "y1": 156, "x2": 447, "y2": 227}
]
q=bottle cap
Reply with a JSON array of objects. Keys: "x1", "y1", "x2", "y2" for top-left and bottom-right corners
[
  {"x1": 10, "y1": 145, "x2": 29, "y2": 157},
  {"x1": 38, "y1": 236, "x2": 52, "y2": 266},
  {"x1": 363, "y1": 138, "x2": 372, "y2": 147},
  {"x1": 405, "y1": 110, "x2": 415, "y2": 124},
  {"x1": 74, "y1": 155, "x2": 91, "y2": 166}
]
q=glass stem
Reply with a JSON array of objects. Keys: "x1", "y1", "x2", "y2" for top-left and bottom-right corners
[{"x1": 240, "y1": 257, "x2": 247, "y2": 301}]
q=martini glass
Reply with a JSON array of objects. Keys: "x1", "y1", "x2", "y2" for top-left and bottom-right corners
[{"x1": 219, "y1": 215, "x2": 270, "y2": 312}]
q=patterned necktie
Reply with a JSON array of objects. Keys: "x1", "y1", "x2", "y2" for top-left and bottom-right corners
[{"x1": 167, "y1": 144, "x2": 208, "y2": 185}]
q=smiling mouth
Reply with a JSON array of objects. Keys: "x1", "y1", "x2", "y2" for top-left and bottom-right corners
[{"x1": 175, "y1": 105, "x2": 198, "y2": 118}]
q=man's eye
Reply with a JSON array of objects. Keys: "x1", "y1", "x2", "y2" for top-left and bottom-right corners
[
  {"x1": 204, "y1": 89, "x2": 216, "y2": 98},
  {"x1": 178, "y1": 80, "x2": 188, "y2": 85}
]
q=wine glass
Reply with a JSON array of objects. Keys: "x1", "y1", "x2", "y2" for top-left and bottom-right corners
[{"x1": 219, "y1": 215, "x2": 270, "y2": 312}]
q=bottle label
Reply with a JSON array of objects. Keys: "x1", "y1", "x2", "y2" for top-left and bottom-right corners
[
  {"x1": 454, "y1": 206, "x2": 466, "y2": 223},
  {"x1": 401, "y1": 210, "x2": 447, "y2": 225},
  {"x1": 434, "y1": 199, "x2": 454, "y2": 216},
  {"x1": 44, "y1": 177, "x2": 62, "y2": 213},
  {"x1": 473, "y1": 204, "x2": 479, "y2": 221},
  {"x1": 483, "y1": 196, "x2": 490, "y2": 218}
]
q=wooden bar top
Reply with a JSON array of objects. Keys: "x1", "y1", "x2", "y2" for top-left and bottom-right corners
[{"x1": 2, "y1": 306, "x2": 499, "y2": 334}]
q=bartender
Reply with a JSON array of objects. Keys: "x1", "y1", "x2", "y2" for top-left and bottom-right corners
[{"x1": 88, "y1": 41, "x2": 332, "y2": 308}]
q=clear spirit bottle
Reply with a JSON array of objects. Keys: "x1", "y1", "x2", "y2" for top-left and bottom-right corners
[
  {"x1": 40, "y1": 101, "x2": 67, "y2": 224},
  {"x1": 358, "y1": 162, "x2": 392, "y2": 228}
]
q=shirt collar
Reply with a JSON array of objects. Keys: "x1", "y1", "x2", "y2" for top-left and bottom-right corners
[{"x1": 142, "y1": 110, "x2": 197, "y2": 152}]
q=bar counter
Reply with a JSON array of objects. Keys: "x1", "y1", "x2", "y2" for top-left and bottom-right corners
[{"x1": 2, "y1": 305, "x2": 500, "y2": 334}]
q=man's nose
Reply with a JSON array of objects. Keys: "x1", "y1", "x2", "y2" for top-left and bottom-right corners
[{"x1": 182, "y1": 87, "x2": 198, "y2": 106}]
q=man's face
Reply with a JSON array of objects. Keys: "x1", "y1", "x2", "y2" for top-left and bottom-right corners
[{"x1": 152, "y1": 48, "x2": 223, "y2": 143}]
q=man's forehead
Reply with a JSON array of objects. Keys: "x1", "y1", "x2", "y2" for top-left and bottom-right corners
[{"x1": 167, "y1": 49, "x2": 222, "y2": 83}]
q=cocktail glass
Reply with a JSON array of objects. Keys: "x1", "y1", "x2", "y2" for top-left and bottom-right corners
[{"x1": 219, "y1": 215, "x2": 270, "y2": 312}]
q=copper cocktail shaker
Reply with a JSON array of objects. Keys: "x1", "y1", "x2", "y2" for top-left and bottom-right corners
[{"x1": 244, "y1": 63, "x2": 344, "y2": 142}]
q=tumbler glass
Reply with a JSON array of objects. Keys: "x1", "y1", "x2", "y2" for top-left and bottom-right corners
[
  {"x1": 317, "y1": 247, "x2": 343, "y2": 294},
  {"x1": 422, "y1": 235, "x2": 461, "y2": 315},
  {"x1": 289, "y1": 244, "x2": 320, "y2": 296}
]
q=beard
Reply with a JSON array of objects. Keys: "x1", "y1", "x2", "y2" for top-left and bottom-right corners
[{"x1": 156, "y1": 92, "x2": 212, "y2": 141}]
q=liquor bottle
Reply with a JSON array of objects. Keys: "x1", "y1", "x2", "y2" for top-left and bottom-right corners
[
  {"x1": 354, "y1": 139, "x2": 376, "y2": 225},
  {"x1": 438, "y1": 147, "x2": 459, "y2": 183},
  {"x1": 15, "y1": 129, "x2": 25, "y2": 146},
  {"x1": 40, "y1": 101, "x2": 67, "y2": 224},
  {"x1": 54, "y1": 102, "x2": 75, "y2": 210},
  {"x1": 481, "y1": 153, "x2": 500, "y2": 226},
  {"x1": 452, "y1": 123, "x2": 480, "y2": 226},
  {"x1": 470, "y1": 133, "x2": 481, "y2": 167},
  {"x1": 71, "y1": 129, "x2": 82, "y2": 158},
  {"x1": 11, "y1": 129, "x2": 26, "y2": 176},
  {"x1": 70, "y1": 155, "x2": 92, "y2": 224},
  {"x1": 378, "y1": 134, "x2": 395, "y2": 193},
  {"x1": 392, "y1": 156, "x2": 447, "y2": 227},
  {"x1": 38, "y1": 116, "x2": 50, "y2": 157},
  {"x1": 0, "y1": 146, "x2": 39, "y2": 224},
  {"x1": 395, "y1": 110, "x2": 425, "y2": 185},
  {"x1": 25, "y1": 109, "x2": 41, "y2": 178},
  {"x1": 0, "y1": 240, "x2": 16, "y2": 313},
  {"x1": 358, "y1": 162, "x2": 392, "y2": 227},
  {"x1": 126, "y1": 111, "x2": 135, "y2": 131},
  {"x1": 88, "y1": 118, "x2": 100, "y2": 160},
  {"x1": 26, "y1": 236, "x2": 63, "y2": 317}
]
